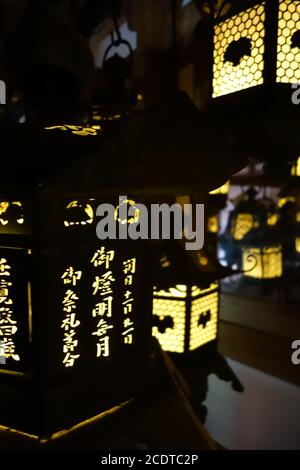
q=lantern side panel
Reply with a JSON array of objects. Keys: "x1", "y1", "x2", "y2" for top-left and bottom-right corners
[
  {"x1": 189, "y1": 283, "x2": 219, "y2": 351},
  {"x1": 262, "y1": 246, "x2": 283, "y2": 278},
  {"x1": 152, "y1": 287, "x2": 186, "y2": 354},
  {"x1": 277, "y1": 0, "x2": 300, "y2": 83},
  {"x1": 213, "y1": 3, "x2": 265, "y2": 98}
]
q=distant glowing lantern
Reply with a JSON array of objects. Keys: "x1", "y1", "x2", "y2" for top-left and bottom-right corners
[
  {"x1": 213, "y1": 0, "x2": 300, "y2": 100},
  {"x1": 241, "y1": 226, "x2": 283, "y2": 279},
  {"x1": 229, "y1": 187, "x2": 266, "y2": 241},
  {"x1": 151, "y1": 243, "x2": 232, "y2": 357}
]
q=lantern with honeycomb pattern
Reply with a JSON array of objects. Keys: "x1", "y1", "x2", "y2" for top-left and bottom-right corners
[
  {"x1": 213, "y1": 0, "x2": 300, "y2": 102},
  {"x1": 241, "y1": 226, "x2": 283, "y2": 279},
  {"x1": 151, "y1": 242, "x2": 232, "y2": 358}
]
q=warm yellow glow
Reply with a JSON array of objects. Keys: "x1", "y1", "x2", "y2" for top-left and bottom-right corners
[
  {"x1": 277, "y1": 1, "x2": 300, "y2": 83},
  {"x1": 45, "y1": 125, "x2": 99, "y2": 136},
  {"x1": 0, "y1": 424, "x2": 39, "y2": 440},
  {"x1": 160, "y1": 256, "x2": 171, "y2": 268},
  {"x1": 278, "y1": 196, "x2": 295, "y2": 207},
  {"x1": 291, "y1": 157, "x2": 300, "y2": 176},
  {"x1": 267, "y1": 213, "x2": 279, "y2": 226},
  {"x1": 0, "y1": 201, "x2": 24, "y2": 226},
  {"x1": 232, "y1": 213, "x2": 254, "y2": 240},
  {"x1": 122, "y1": 258, "x2": 136, "y2": 345},
  {"x1": 152, "y1": 293, "x2": 186, "y2": 353},
  {"x1": 209, "y1": 181, "x2": 230, "y2": 195},
  {"x1": 189, "y1": 286, "x2": 219, "y2": 351},
  {"x1": 154, "y1": 285, "x2": 187, "y2": 298},
  {"x1": 0, "y1": 400, "x2": 132, "y2": 443},
  {"x1": 152, "y1": 283, "x2": 219, "y2": 354},
  {"x1": 45, "y1": 400, "x2": 132, "y2": 442},
  {"x1": 213, "y1": 4, "x2": 265, "y2": 98},
  {"x1": 0, "y1": 258, "x2": 20, "y2": 363},
  {"x1": 114, "y1": 199, "x2": 140, "y2": 225},
  {"x1": 191, "y1": 283, "x2": 218, "y2": 297},
  {"x1": 207, "y1": 215, "x2": 218, "y2": 233},
  {"x1": 296, "y1": 237, "x2": 300, "y2": 252},
  {"x1": 243, "y1": 246, "x2": 283, "y2": 279},
  {"x1": 297, "y1": 211, "x2": 300, "y2": 222},
  {"x1": 0, "y1": 368, "x2": 26, "y2": 377},
  {"x1": 64, "y1": 201, "x2": 94, "y2": 227},
  {"x1": 90, "y1": 248, "x2": 114, "y2": 270},
  {"x1": 61, "y1": 271, "x2": 82, "y2": 367}
]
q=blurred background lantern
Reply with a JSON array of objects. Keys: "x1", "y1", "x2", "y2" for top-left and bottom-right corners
[
  {"x1": 151, "y1": 241, "x2": 233, "y2": 359},
  {"x1": 228, "y1": 187, "x2": 266, "y2": 241},
  {"x1": 240, "y1": 226, "x2": 283, "y2": 280}
]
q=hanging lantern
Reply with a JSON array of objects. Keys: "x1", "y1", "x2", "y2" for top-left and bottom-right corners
[
  {"x1": 241, "y1": 226, "x2": 283, "y2": 279},
  {"x1": 213, "y1": 0, "x2": 300, "y2": 100},
  {"x1": 151, "y1": 242, "x2": 233, "y2": 358}
]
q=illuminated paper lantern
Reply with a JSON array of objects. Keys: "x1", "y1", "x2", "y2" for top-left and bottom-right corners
[
  {"x1": 213, "y1": 0, "x2": 300, "y2": 99},
  {"x1": 151, "y1": 243, "x2": 232, "y2": 357},
  {"x1": 241, "y1": 226, "x2": 283, "y2": 279},
  {"x1": 0, "y1": 192, "x2": 152, "y2": 439}
]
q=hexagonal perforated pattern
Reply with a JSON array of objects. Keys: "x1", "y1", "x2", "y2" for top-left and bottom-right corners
[
  {"x1": 213, "y1": 3, "x2": 265, "y2": 97},
  {"x1": 277, "y1": 0, "x2": 300, "y2": 83},
  {"x1": 152, "y1": 296, "x2": 186, "y2": 353},
  {"x1": 189, "y1": 288, "x2": 219, "y2": 351}
]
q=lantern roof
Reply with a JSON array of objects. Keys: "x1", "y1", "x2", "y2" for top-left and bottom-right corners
[
  {"x1": 239, "y1": 225, "x2": 282, "y2": 248},
  {"x1": 0, "y1": 107, "x2": 248, "y2": 197},
  {"x1": 150, "y1": 240, "x2": 234, "y2": 289}
]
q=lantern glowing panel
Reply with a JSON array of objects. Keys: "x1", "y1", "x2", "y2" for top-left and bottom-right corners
[
  {"x1": 291, "y1": 157, "x2": 300, "y2": 176},
  {"x1": 152, "y1": 283, "x2": 219, "y2": 355},
  {"x1": 296, "y1": 237, "x2": 300, "y2": 252},
  {"x1": 232, "y1": 213, "x2": 255, "y2": 240},
  {"x1": 213, "y1": 0, "x2": 300, "y2": 99},
  {"x1": 277, "y1": 0, "x2": 300, "y2": 84},
  {"x1": 213, "y1": 3, "x2": 265, "y2": 98},
  {"x1": 242, "y1": 245, "x2": 283, "y2": 279}
]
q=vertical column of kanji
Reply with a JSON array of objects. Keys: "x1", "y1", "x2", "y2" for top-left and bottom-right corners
[
  {"x1": 0, "y1": 257, "x2": 20, "y2": 366},
  {"x1": 122, "y1": 257, "x2": 137, "y2": 346},
  {"x1": 60, "y1": 267, "x2": 82, "y2": 368},
  {"x1": 90, "y1": 247, "x2": 116, "y2": 359}
]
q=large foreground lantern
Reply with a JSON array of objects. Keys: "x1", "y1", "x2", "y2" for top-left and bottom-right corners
[
  {"x1": 151, "y1": 242, "x2": 233, "y2": 358},
  {"x1": 0, "y1": 128, "x2": 153, "y2": 440},
  {"x1": 241, "y1": 226, "x2": 283, "y2": 279},
  {"x1": 213, "y1": 0, "x2": 300, "y2": 100}
]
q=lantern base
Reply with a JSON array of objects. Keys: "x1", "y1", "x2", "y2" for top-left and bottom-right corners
[
  {"x1": 166, "y1": 340, "x2": 219, "y2": 368},
  {"x1": 0, "y1": 355, "x2": 150, "y2": 438}
]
